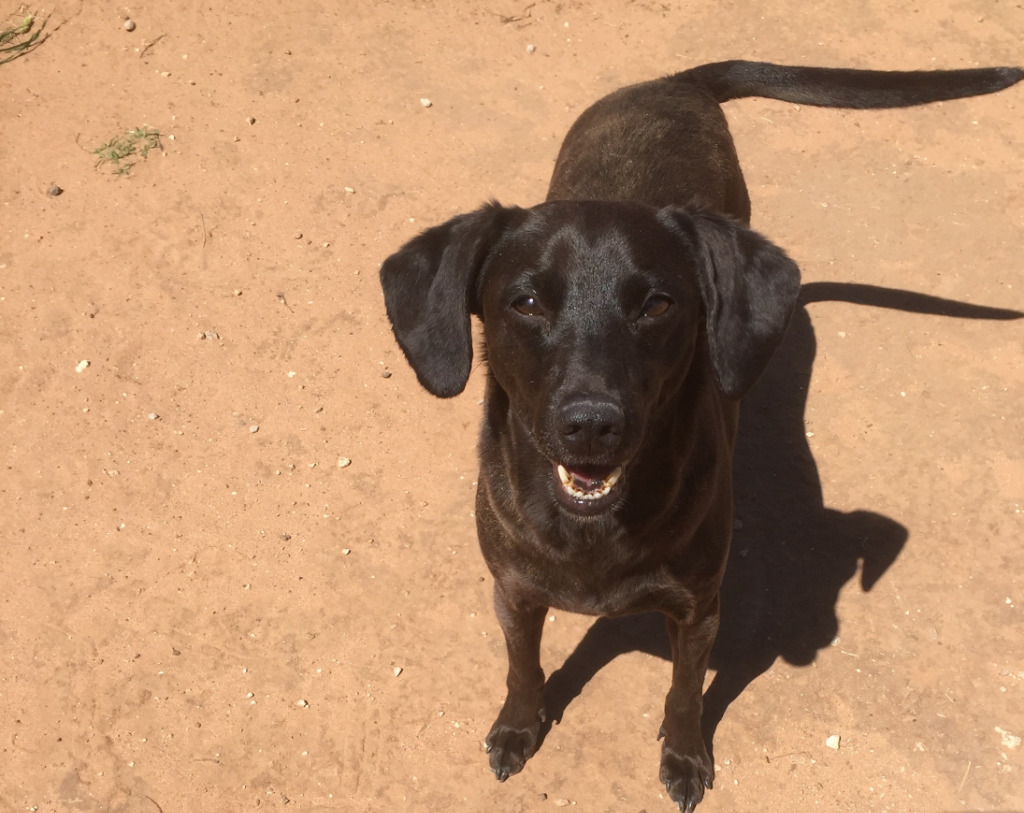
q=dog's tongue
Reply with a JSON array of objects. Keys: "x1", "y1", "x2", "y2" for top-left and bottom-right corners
[
  {"x1": 554, "y1": 463, "x2": 623, "y2": 501},
  {"x1": 567, "y1": 465, "x2": 615, "y2": 491}
]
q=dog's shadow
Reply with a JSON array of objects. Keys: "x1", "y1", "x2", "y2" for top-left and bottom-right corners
[{"x1": 537, "y1": 282, "x2": 1022, "y2": 755}]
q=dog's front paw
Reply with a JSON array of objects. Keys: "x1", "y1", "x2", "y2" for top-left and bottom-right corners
[
  {"x1": 659, "y1": 744, "x2": 714, "y2": 813},
  {"x1": 485, "y1": 710, "x2": 544, "y2": 782}
]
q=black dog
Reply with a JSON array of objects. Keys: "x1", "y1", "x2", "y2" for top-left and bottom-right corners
[{"x1": 379, "y1": 61, "x2": 1022, "y2": 811}]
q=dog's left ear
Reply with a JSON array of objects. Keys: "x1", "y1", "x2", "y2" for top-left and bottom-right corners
[
  {"x1": 380, "y1": 202, "x2": 519, "y2": 398},
  {"x1": 659, "y1": 207, "x2": 801, "y2": 399}
]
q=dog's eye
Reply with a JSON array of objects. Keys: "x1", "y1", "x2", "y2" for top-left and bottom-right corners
[
  {"x1": 640, "y1": 294, "x2": 673, "y2": 319},
  {"x1": 512, "y1": 295, "x2": 544, "y2": 317}
]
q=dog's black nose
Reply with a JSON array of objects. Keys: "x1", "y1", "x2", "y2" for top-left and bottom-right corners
[{"x1": 558, "y1": 396, "x2": 625, "y2": 455}]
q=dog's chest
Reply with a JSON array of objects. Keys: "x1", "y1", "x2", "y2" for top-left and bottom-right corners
[{"x1": 522, "y1": 547, "x2": 684, "y2": 618}]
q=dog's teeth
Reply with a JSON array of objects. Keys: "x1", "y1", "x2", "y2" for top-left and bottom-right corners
[{"x1": 556, "y1": 465, "x2": 623, "y2": 500}]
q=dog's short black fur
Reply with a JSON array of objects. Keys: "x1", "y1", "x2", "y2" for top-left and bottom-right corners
[{"x1": 379, "y1": 61, "x2": 1022, "y2": 811}]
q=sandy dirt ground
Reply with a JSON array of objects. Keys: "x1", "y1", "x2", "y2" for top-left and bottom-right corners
[{"x1": 1, "y1": 1, "x2": 1022, "y2": 811}]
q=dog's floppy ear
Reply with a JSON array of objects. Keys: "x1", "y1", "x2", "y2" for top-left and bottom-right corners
[
  {"x1": 380, "y1": 203, "x2": 516, "y2": 398},
  {"x1": 660, "y1": 207, "x2": 801, "y2": 399}
]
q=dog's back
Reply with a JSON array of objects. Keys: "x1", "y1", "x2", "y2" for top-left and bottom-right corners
[{"x1": 548, "y1": 61, "x2": 1024, "y2": 220}]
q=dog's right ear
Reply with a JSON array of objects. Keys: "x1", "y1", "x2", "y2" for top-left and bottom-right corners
[
  {"x1": 380, "y1": 202, "x2": 517, "y2": 398},
  {"x1": 659, "y1": 207, "x2": 801, "y2": 400}
]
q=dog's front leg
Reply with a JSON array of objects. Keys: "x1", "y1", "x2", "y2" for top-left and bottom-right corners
[
  {"x1": 659, "y1": 600, "x2": 719, "y2": 812},
  {"x1": 485, "y1": 583, "x2": 548, "y2": 781}
]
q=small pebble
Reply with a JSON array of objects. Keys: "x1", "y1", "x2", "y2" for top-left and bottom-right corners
[
  {"x1": 826, "y1": 735, "x2": 841, "y2": 750},
  {"x1": 996, "y1": 726, "x2": 1021, "y2": 749},
  {"x1": 124, "y1": 19, "x2": 136, "y2": 32},
  {"x1": 148, "y1": 412, "x2": 159, "y2": 420},
  {"x1": 249, "y1": 425, "x2": 259, "y2": 434},
  {"x1": 526, "y1": 43, "x2": 536, "y2": 53},
  {"x1": 296, "y1": 699, "x2": 309, "y2": 708},
  {"x1": 47, "y1": 185, "x2": 63, "y2": 197},
  {"x1": 420, "y1": 98, "x2": 432, "y2": 108},
  {"x1": 294, "y1": 232, "x2": 303, "y2": 240},
  {"x1": 381, "y1": 370, "x2": 392, "y2": 379},
  {"x1": 342, "y1": 549, "x2": 351, "y2": 555},
  {"x1": 337, "y1": 457, "x2": 352, "y2": 468},
  {"x1": 75, "y1": 360, "x2": 90, "y2": 373},
  {"x1": 393, "y1": 667, "x2": 403, "y2": 677},
  {"x1": 344, "y1": 186, "x2": 355, "y2": 194},
  {"x1": 246, "y1": 116, "x2": 256, "y2": 125}
]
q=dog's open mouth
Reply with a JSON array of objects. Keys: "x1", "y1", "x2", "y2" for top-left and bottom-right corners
[{"x1": 553, "y1": 462, "x2": 623, "y2": 511}]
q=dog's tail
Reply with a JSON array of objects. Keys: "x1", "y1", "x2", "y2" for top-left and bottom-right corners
[{"x1": 677, "y1": 60, "x2": 1023, "y2": 109}]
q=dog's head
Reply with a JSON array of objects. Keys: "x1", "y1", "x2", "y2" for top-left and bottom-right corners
[{"x1": 380, "y1": 200, "x2": 799, "y2": 515}]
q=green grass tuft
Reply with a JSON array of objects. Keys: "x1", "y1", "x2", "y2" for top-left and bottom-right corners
[
  {"x1": 93, "y1": 127, "x2": 163, "y2": 175},
  {"x1": 0, "y1": 12, "x2": 48, "y2": 64}
]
